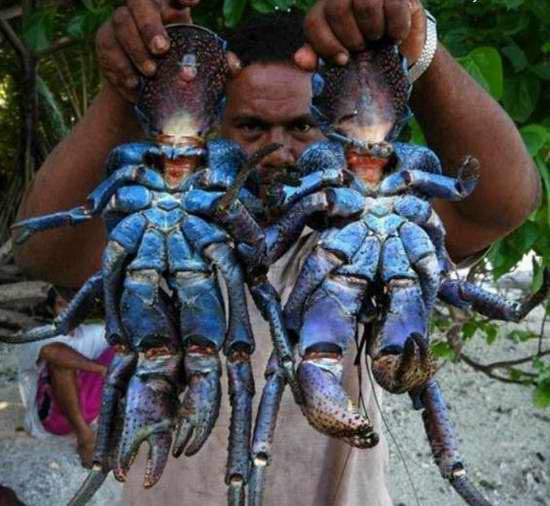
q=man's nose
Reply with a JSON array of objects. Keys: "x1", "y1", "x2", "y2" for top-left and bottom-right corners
[{"x1": 260, "y1": 129, "x2": 295, "y2": 168}]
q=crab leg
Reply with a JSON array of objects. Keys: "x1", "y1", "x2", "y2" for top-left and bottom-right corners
[
  {"x1": 380, "y1": 157, "x2": 479, "y2": 201},
  {"x1": 413, "y1": 379, "x2": 492, "y2": 506},
  {"x1": 68, "y1": 349, "x2": 137, "y2": 506},
  {"x1": 284, "y1": 247, "x2": 343, "y2": 335},
  {"x1": 297, "y1": 274, "x2": 378, "y2": 448},
  {"x1": 226, "y1": 349, "x2": 255, "y2": 506},
  {"x1": 2, "y1": 272, "x2": 102, "y2": 344},
  {"x1": 103, "y1": 214, "x2": 147, "y2": 345},
  {"x1": 183, "y1": 225, "x2": 255, "y2": 505},
  {"x1": 439, "y1": 268, "x2": 550, "y2": 322},
  {"x1": 248, "y1": 353, "x2": 286, "y2": 506},
  {"x1": 248, "y1": 276, "x2": 302, "y2": 403}
]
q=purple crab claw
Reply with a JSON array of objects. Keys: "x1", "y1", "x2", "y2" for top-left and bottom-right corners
[
  {"x1": 371, "y1": 333, "x2": 435, "y2": 394},
  {"x1": 114, "y1": 354, "x2": 181, "y2": 488},
  {"x1": 172, "y1": 348, "x2": 222, "y2": 457},
  {"x1": 298, "y1": 354, "x2": 378, "y2": 448}
]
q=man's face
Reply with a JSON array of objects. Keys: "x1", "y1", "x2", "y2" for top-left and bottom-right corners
[{"x1": 221, "y1": 62, "x2": 323, "y2": 182}]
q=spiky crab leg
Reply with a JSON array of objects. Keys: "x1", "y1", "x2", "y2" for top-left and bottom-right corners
[
  {"x1": 413, "y1": 379, "x2": 493, "y2": 506},
  {"x1": 2, "y1": 272, "x2": 102, "y2": 344},
  {"x1": 68, "y1": 348, "x2": 137, "y2": 506},
  {"x1": 226, "y1": 349, "x2": 255, "y2": 506},
  {"x1": 439, "y1": 268, "x2": 550, "y2": 322},
  {"x1": 247, "y1": 353, "x2": 286, "y2": 506}
]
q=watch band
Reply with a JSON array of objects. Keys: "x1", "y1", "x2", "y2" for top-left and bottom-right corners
[{"x1": 408, "y1": 10, "x2": 438, "y2": 83}]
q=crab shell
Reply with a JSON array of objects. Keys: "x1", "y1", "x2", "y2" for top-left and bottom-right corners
[
  {"x1": 314, "y1": 43, "x2": 411, "y2": 142},
  {"x1": 135, "y1": 24, "x2": 230, "y2": 142}
]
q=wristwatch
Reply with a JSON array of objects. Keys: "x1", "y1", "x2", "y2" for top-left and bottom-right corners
[{"x1": 408, "y1": 10, "x2": 438, "y2": 83}]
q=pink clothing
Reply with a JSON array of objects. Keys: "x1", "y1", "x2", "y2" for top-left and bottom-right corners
[{"x1": 36, "y1": 347, "x2": 114, "y2": 435}]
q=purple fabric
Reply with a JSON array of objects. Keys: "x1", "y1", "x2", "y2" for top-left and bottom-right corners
[{"x1": 36, "y1": 347, "x2": 115, "y2": 435}]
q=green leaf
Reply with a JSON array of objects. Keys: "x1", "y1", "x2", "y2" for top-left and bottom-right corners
[
  {"x1": 272, "y1": 0, "x2": 294, "y2": 9},
  {"x1": 81, "y1": 0, "x2": 97, "y2": 11},
  {"x1": 503, "y1": 75, "x2": 540, "y2": 123},
  {"x1": 498, "y1": 0, "x2": 525, "y2": 9},
  {"x1": 520, "y1": 124, "x2": 550, "y2": 156},
  {"x1": 482, "y1": 323, "x2": 499, "y2": 345},
  {"x1": 459, "y1": 47, "x2": 503, "y2": 100},
  {"x1": 462, "y1": 319, "x2": 479, "y2": 340},
  {"x1": 528, "y1": 0, "x2": 550, "y2": 24},
  {"x1": 223, "y1": 0, "x2": 247, "y2": 27},
  {"x1": 23, "y1": 9, "x2": 56, "y2": 52},
  {"x1": 533, "y1": 378, "x2": 550, "y2": 408},
  {"x1": 531, "y1": 257, "x2": 544, "y2": 291},
  {"x1": 507, "y1": 221, "x2": 541, "y2": 254},
  {"x1": 431, "y1": 341, "x2": 456, "y2": 360},
  {"x1": 250, "y1": 0, "x2": 274, "y2": 13},
  {"x1": 502, "y1": 44, "x2": 528, "y2": 72},
  {"x1": 530, "y1": 63, "x2": 550, "y2": 81},
  {"x1": 507, "y1": 329, "x2": 537, "y2": 342},
  {"x1": 409, "y1": 118, "x2": 426, "y2": 146}
]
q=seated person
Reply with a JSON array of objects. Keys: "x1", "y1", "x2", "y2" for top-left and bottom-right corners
[{"x1": 17, "y1": 289, "x2": 113, "y2": 467}]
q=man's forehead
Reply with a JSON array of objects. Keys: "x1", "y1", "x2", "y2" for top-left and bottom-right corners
[{"x1": 224, "y1": 62, "x2": 313, "y2": 119}]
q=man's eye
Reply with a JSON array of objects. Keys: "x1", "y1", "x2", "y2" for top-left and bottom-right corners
[
  {"x1": 291, "y1": 121, "x2": 313, "y2": 133},
  {"x1": 238, "y1": 121, "x2": 265, "y2": 132}
]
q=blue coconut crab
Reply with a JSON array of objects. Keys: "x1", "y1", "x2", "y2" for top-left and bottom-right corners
[
  {"x1": 239, "y1": 43, "x2": 549, "y2": 506},
  {"x1": 8, "y1": 23, "x2": 302, "y2": 506}
]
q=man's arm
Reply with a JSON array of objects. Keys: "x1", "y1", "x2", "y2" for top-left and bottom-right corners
[
  {"x1": 14, "y1": 84, "x2": 143, "y2": 287},
  {"x1": 39, "y1": 341, "x2": 107, "y2": 375},
  {"x1": 411, "y1": 44, "x2": 540, "y2": 260}
]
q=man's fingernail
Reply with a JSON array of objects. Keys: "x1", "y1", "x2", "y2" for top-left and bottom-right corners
[
  {"x1": 336, "y1": 52, "x2": 349, "y2": 65},
  {"x1": 151, "y1": 35, "x2": 169, "y2": 53},
  {"x1": 143, "y1": 60, "x2": 157, "y2": 75},
  {"x1": 125, "y1": 77, "x2": 139, "y2": 88}
]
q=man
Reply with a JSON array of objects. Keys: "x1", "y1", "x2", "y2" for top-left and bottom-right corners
[
  {"x1": 17, "y1": 290, "x2": 113, "y2": 467},
  {"x1": 13, "y1": 1, "x2": 539, "y2": 504}
]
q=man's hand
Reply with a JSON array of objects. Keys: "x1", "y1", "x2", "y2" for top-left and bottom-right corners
[
  {"x1": 96, "y1": 0, "x2": 194, "y2": 102},
  {"x1": 294, "y1": 0, "x2": 427, "y2": 70}
]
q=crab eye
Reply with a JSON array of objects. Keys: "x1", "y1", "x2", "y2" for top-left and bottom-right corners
[
  {"x1": 338, "y1": 111, "x2": 358, "y2": 124},
  {"x1": 181, "y1": 54, "x2": 197, "y2": 67}
]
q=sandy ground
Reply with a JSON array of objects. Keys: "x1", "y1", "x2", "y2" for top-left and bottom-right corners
[
  {"x1": 0, "y1": 299, "x2": 548, "y2": 505},
  {"x1": 386, "y1": 306, "x2": 550, "y2": 506}
]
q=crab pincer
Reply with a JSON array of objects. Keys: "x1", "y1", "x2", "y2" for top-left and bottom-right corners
[
  {"x1": 172, "y1": 347, "x2": 222, "y2": 457},
  {"x1": 114, "y1": 352, "x2": 182, "y2": 488}
]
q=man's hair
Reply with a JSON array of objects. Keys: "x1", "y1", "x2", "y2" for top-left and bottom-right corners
[{"x1": 225, "y1": 11, "x2": 305, "y2": 66}]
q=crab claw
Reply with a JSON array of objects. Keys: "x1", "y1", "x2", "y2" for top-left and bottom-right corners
[
  {"x1": 372, "y1": 333, "x2": 434, "y2": 394},
  {"x1": 172, "y1": 348, "x2": 222, "y2": 457},
  {"x1": 114, "y1": 353, "x2": 181, "y2": 488},
  {"x1": 298, "y1": 354, "x2": 378, "y2": 448}
]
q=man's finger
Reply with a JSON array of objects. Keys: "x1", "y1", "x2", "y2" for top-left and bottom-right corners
[
  {"x1": 293, "y1": 43, "x2": 318, "y2": 72},
  {"x1": 159, "y1": 2, "x2": 193, "y2": 24},
  {"x1": 384, "y1": 0, "x2": 412, "y2": 43},
  {"x1": 169, "y1": 0, "x2": 200, "y2": 6},
  {"x1": 324, "y1": 0, "x2": 365, "y2": 51},
  {"x1": 352, "y1": 0, "x2": 385, "y2": 41},
  {"x1": 113, "y1": 6, "x2": 158, "y2": 76},
  {"x1": 126, "y1": 0, "x2": 170, "y2": 55},
  {"x1": 96, "y1": 22, "x2": 140, "y2": 95},
  {"x1": 226, "y1": 51, "x2": 242, "y2": 76},
  {"x1": 304, "y1": 3, "x2": 349, "y2": 64}
]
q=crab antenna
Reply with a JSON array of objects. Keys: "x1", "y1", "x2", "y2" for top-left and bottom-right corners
[
  {"x1": 326, "y1": 132, "x2": 394, "y2": 159},
  {"x1": 215, "y1": 143, "x2": 282, "y2": 215}
]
